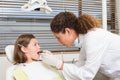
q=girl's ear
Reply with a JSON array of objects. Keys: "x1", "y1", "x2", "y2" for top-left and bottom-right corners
[{"x1": 21, "y1": 46, "x2": 27, "y2": 53}]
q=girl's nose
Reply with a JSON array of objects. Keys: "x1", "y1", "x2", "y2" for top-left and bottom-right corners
[
  {"x1": 37, "y1": 44, "x2": 41, "y2": 49},
  {"x1": 38, "y1": 45, "x2": 40, "y2": 48}
]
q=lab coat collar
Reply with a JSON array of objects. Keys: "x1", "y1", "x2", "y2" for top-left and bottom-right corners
[{"x1": 74, "y1": 34, "x2": 84, "y2": 48}]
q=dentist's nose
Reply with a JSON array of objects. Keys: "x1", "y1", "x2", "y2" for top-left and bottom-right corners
[{"x1": 58, "y1": 40, "x2": 63, "y2": 45}]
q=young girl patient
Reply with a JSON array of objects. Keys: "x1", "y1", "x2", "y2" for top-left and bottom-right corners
[{"x1": 6, "y1": 34, "x2": 64, "y2": 80}]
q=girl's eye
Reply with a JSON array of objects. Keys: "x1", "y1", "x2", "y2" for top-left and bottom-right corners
[
  {"x1": 34, "y1": 43, "x2": 37, "y2": 46},
  {"x1": 34, "y1": 43, "x2": 39, "y2": 46}
]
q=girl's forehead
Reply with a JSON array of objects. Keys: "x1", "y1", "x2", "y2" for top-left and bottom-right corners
[{"x1": 29, "y1": 38, "x2": 38, "y2": 43}]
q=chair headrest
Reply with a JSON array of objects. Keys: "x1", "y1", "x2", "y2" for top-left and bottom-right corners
[{"x1": 5, "y1": 45, "x2": 14, "y2": 63}]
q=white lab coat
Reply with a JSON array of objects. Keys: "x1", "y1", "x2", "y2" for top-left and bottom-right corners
[{"x1": 62, "y1": 28, "x2": 120, "y2": 80}]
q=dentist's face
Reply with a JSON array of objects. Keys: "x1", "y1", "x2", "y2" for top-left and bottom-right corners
[{"x1": 53, "y1": 28, "x2": 78, "y2": 47}]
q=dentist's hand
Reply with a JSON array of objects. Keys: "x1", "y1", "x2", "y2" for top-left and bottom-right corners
[{"x1": 41, "y1": 50, "x2": 63, "y2": 69}]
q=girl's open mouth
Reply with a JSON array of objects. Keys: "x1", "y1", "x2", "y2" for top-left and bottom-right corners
[{"x1": 37, "y1": 50, "x2": 43, "y2": 55}]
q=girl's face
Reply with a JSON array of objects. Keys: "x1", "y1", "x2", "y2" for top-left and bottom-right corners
[
  {"x1": 53, "y1": 28, "x2": 78, "y2": 47},
  {"x1": 22, "y1": 38, "x2": 41, "y2": 63}
]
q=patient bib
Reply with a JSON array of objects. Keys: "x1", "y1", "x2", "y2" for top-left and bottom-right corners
[
  {"x1": 13, "y1": 68, "x2": 29, "y2": 80},
  {"x1": 13, "y1": 61, "x2": 64, "y2": 80}
]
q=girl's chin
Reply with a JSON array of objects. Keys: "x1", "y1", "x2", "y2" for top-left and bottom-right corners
[{"x1": 31, "y1": 57, "x2": 40, "y2": 61}]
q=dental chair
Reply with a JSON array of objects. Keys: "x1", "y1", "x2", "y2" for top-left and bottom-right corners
[
  {"x1": 5, "y1": 45, "x2": 18, "y2": 80},
  {"x1": 5, "y1": 45, "x2": 64, "y2": 80},
  {"x1": 5, "y1": 45, "x2": 15, "y2": 64}
]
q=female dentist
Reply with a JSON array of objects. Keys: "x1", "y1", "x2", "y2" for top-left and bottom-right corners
[{"x1": 41, "y1": 12, "x2": 120, "y2": 80}]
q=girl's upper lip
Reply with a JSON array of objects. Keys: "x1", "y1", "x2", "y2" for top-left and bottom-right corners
[
  {"x1": 37, "y1": 50, "x2": 43, "y2": 54},
  {"x1": 39, "y1": 50, "x2": 43, "y2": 53}
]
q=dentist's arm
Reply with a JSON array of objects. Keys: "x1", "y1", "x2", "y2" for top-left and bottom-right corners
[{"x1": 41, "y1": 50, "x2": 63, "y2": 69}]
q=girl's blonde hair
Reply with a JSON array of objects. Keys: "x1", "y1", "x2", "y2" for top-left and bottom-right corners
[{"x1": 13, "y1": 34, "x2": 35, "y2": 64}]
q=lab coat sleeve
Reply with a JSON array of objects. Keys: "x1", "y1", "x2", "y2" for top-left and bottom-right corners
[
  {"x1": 62, "y1": 31, "x2": 109, "y2": 80},
  {"x1": 75, "y1": 48, "x2": 86, "y2": 67},
  {"x1": 75, "y1": 35, "x2": 86, "y2": 67}
]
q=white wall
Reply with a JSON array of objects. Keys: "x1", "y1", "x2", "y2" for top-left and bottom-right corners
[{"x1": 115, "y1": 0, "x2": 120, "y2": 34}]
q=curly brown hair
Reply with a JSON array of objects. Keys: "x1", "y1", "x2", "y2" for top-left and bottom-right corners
[
  {"x1": 50, "y1": 12, "x2": 101, "y2": 35},
  {"x1": 50, "y1": 12, "x2": 79, "y2": 34},
  {"x1": 78, "y1": 14, "x2": 101, "y2": 34}
]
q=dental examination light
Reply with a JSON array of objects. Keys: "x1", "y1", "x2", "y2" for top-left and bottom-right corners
[{"x1": 21, "y1": 0, "x2": 52, "y2": 14}]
